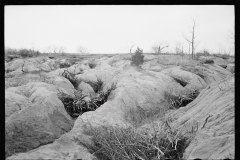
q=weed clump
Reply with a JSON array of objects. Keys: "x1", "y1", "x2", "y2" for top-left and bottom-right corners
[
  {"x1": 57, "y1": 82, "x2": 117, "y2": 118},
  {"x1": 131, "y1": 47, "x2": 144, "y2": 67},
  {"x1": 164, "y1": 89, "x2": 199, "y2": 109},
  {"x1": 83, "y1": 121, "x2": 190, "y2": 160}
]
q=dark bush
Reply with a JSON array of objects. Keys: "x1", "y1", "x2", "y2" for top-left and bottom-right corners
[
  {"x1": 59, "y1": 63, "x2": 71, "y2": 68},
  {"x1": 131, "y1": 47, "x2": 144, "y2": 67},
  {"x1": 18, "y1": 49, "x2": 41, "y2": 58},
  {"x1": 204, "y1": 59, "x2": 214, "y2": 64}
]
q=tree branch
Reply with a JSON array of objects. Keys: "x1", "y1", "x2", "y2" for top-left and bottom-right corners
[{"x1": 182, "y1": 33, "x2": 191, "y2": 43}]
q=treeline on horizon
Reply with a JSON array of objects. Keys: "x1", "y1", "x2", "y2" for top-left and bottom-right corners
[{"x1": 5, "y1": 47, "x2": 234, "y2": 60}]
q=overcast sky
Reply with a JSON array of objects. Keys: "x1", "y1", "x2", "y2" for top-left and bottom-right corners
[{"x1": 5, "y1": 5, "x2": 234, "y2": 54}]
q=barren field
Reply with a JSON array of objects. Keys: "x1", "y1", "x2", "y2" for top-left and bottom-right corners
[{"x1": 5, "y1": 53, "x2": 235, "y2": 160}]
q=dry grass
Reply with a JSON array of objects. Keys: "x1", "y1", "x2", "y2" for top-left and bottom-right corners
[
  {"x1": 81, "y1": 120, "x2": 191, "y2": 160},
  {"x1": 156, "y1": 55, "x2": 199, "y2": 67},
  {"x1": 163, "y1": 88, "x2": 199, "y2": 109},
  {"x1": 57, "y1": 82, "x2": 117, "y2": 118},
  {"x1": 180, "y1": 65, "x2": 206, "y2": 80}
]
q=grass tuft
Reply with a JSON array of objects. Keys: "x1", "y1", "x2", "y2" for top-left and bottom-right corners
[
  {"x1": 163, "y1": 89, "x2": 199, "y2": 109},
  {"x1": 82, "y1": 121, "x2": 191, "y2": 160}
]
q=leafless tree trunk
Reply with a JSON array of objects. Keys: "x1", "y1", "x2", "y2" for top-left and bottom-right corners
[
  {"x1": 22, "y1": 60, "x2": 26, "y2": 73},
  {"x1": 130, "y1": 44, "x2": 136, "y2": 54},
  {"x1": 182, "y1": 17, "x2": 199, "y2": 59}
]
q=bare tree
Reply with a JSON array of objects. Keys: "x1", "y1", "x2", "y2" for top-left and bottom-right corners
[
  {"x1": 182, "y1": 17, "x2": 200, "y2": 59},
  {"x1": 46, "y1": 45, "x2": 66, "y2": 54},
  {"x1": 175, "y1": 41, "x2": 184, "y2": 55},
  {"x1": 201, "y1": 46, "x2": 212, "y2": 55},
  {"x1": 152, "y1": 42, "x2": 169, "y2": 54},
  {"x1": 58, "y1": 46, "x2": 66, "y2": 54},
  {"x1": 228, "y1": 23, "x2": 235, "y2": 55},
  {"x1": 218, "y1": 44, "x2": 232, "y2": 55},
  {"x1": 77, "y1": 46, "x2": 89, "y2": 54},
  {"x1": 228, "y1": 23, "x2": 235, "y2": 42}
]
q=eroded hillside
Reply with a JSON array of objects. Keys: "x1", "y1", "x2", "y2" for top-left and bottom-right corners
[{"x1": 5, "y1": 54, "x2": 234, "y2": 160}]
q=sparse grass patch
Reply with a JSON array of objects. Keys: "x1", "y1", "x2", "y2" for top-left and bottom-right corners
[
  {"x1": 181, "y1": 65, "x2": 206, "y2": 81},
  {"x1": 82, "y1": 121, "x2": 191, "y2": 160},
  {"x1": 213, "y1": 54, "x2": 231, "y2": 60},
  {"x1": 163, "y1": 88, "x2": 199, "y2": 109}
]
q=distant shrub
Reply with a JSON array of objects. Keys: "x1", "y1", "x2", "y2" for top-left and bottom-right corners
[
  {"x1": 213, "y1": 54, "x2": 230, "y2": 60},
  {"x1": 19, "y1": 49, "x2": 32, "y2": 58},
  {"x1": 204, "y1": 59, "x2": 214, "y2": 64},
  {"x1": 131, "y1": 47, "x2": 144, "y2": 67},
  {"x1": 195, "y1": 50, "x2": 210, "y2": 60},
  {"x1": 5, "y1": 47, "x2": 41, "y2": 58},
  {"x1": 5, "y1": 48, "x2": 18, "y2": 55},
  {"x1": 59, "y1": 62, "x2": 71, "y2": 68}
]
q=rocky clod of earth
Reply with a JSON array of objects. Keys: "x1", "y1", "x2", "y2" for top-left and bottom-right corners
[{"x1": 5, "y1": 54, "x2": 234, "y2": 160}]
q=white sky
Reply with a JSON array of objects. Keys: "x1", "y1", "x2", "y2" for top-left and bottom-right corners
[{"x1": 5, "y1": 5, "x2": 235, "y2": 54}]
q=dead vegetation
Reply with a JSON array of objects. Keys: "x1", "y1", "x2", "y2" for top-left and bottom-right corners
[
  {"x1": 163, "y1": 88, "x2": 200, "y2": 109},
  {"x1": 81, "y1": 120, "x2": 191, "y2": 160},
  {"x1": 57, "y1": 82, "x2": 117, "y2": 118}
]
